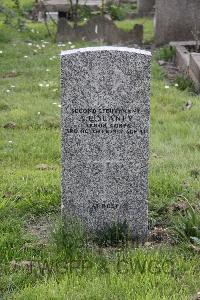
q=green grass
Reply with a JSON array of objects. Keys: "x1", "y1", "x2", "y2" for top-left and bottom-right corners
[{"x1": 0, "y1": 15, "x2": 200, "y2": 300}]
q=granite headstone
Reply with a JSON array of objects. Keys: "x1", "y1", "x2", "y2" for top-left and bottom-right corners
[{"x1": 61, "y1": 46, "x2": 151, "y2": 240}]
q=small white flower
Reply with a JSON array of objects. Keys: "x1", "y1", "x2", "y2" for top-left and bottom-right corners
[
  {"x1": 49, "y1": 57, "x2": 53, "y2": 60},
  {"x1": 70, "y1": 45, "x2": 75, "y2": 49},
  {"x1": 11, "y1": 85, "x2": 15, "y2": 88},
  {"x1": 39, "y1": 83, "x2": 44, "y2": 87},
  {"x1": 52, "y1": 56, "x2": 56, "y2": 59},
  {"x1": 52, "y1": 102, "x2": 57, "y2": 105},
  {"x1": 33, "y1": 50, "x2": 38, "y2": 53},
  {"x1": 0, "y1": 50, "x2": 3, "y2": 54},
  {"x1": 8, "y1": 140, "x2": 13, "y2": 143},
  {"x1": 46, "y1": 69, "x2": 50, "y2": 72},
  {"x1": 53, "y1": 88, "x2": 58, "y2": 92},
  {"x1": 37, "y1": 111, "x2": 41, "y2": 115},
  {"x1": 45, "y1": 84, "x2": 49, "y2": 87},
  {"x1": 165, "y1": 85, "x2": 170, "y2": 89},
  {"x1": 174, "y1": 83, "x2": 179, "y2": 87},
  {"x1": 68, "y1": 41, "x2": 72, "y2": 45},
  {"x1": 42, "y1": 45, "x2": 45, "y2": 48},
  {"x1": 84, "y1": 18, "x2": 87, "y2": 21},
  {"x1": 31, "y1": 29, "x2": 35, "y2": 33},
  {"x1": 24, "y1": 55, "x2": 28, "y2": 58},
  {"x1": 58, "y1": 104, "x2": 61, "y2": 108},
  {"x1": 28, "y1": 43, "x2": 32, "y2": 46},
  {"x1": 6, "y1": 89, "x2": 11, "y2": 93}
]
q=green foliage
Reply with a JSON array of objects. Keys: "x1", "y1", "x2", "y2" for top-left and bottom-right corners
[
  {"x1": 174, "y1": 75, "x2": 196, "y2": 92},
  {"x1": 174, "y1": 205, "x2": 200, "y2": 243},
  {"x1": 0, "y1": 3, "x2": 26, "y2": 31},
  {"x1": 157, "y1": 46, "x2": 176, "y2": 61},
  {"x1": 108, "y1": 4, "x2": 127, "y2": 20},
  {"x1": 78, "y1": 5, "x2": 92, "y2": 22},
  {"x1": 108, "y1": 3, "x2": 136, "y2": 21}
]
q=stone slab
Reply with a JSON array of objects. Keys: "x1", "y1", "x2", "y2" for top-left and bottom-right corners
[
  {"x1": 38, "y1": 0, "x2": 109, "y2": 12},
  {"x1": 61, "y1": 46, "x2": 151, "y2": 240}
]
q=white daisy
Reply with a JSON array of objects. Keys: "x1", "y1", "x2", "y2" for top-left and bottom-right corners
[{"x1": 165, "y1": 85, "x2": 170, "y2": 89}]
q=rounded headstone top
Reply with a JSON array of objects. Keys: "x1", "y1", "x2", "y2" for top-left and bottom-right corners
[{"x1": 61, "y1": 46, "x2": 151, "y2": 57}]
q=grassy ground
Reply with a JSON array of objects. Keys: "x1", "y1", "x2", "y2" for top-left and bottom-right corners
[{"x1": 0, "y1": 6, "x2": 200, "y2": 300}]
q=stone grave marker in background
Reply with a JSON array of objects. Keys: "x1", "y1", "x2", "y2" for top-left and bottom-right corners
[
  {"x1": 138, "y1": 0, "x2": 155, "y2": 16},
  {"x1": 61, "y1": 47, "x2": 151, "y2": 240},
  {"x1": 155, "y1": 0, "x2": 200, "y2": 45}
]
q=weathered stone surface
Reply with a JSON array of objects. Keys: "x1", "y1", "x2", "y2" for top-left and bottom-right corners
[
  {"x1": 61, "y1": 46, "x2": 151, "y2": 240},
  {"x1": 155, "y1": 0, "x2": 200, "y2": 45},
  {"x1": 56, "y1": 15, "x2": 143, "y2": 45},
  {"x1": 138, "y1": 0, "x2": 155, "y2": 16}
]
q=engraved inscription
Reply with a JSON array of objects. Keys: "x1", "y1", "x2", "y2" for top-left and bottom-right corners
[{"x1": 66, "y1": 107, "x2": 147, "y2": 135}]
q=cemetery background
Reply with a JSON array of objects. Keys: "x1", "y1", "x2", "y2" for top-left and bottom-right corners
[{"x1": 0, "y1": 0, "x2": 200, "y2": 299}]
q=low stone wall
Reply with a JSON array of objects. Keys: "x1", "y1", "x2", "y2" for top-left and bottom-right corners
[
  {"x1": 57, "y1": 15, "x2": 143, "y2": 45},
  {"x1": 155, "y1": 0, "x2": 200, "y2": 46},
  {"x1": 170, "y1": 41, "x2": 200, "y2": 91}
]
